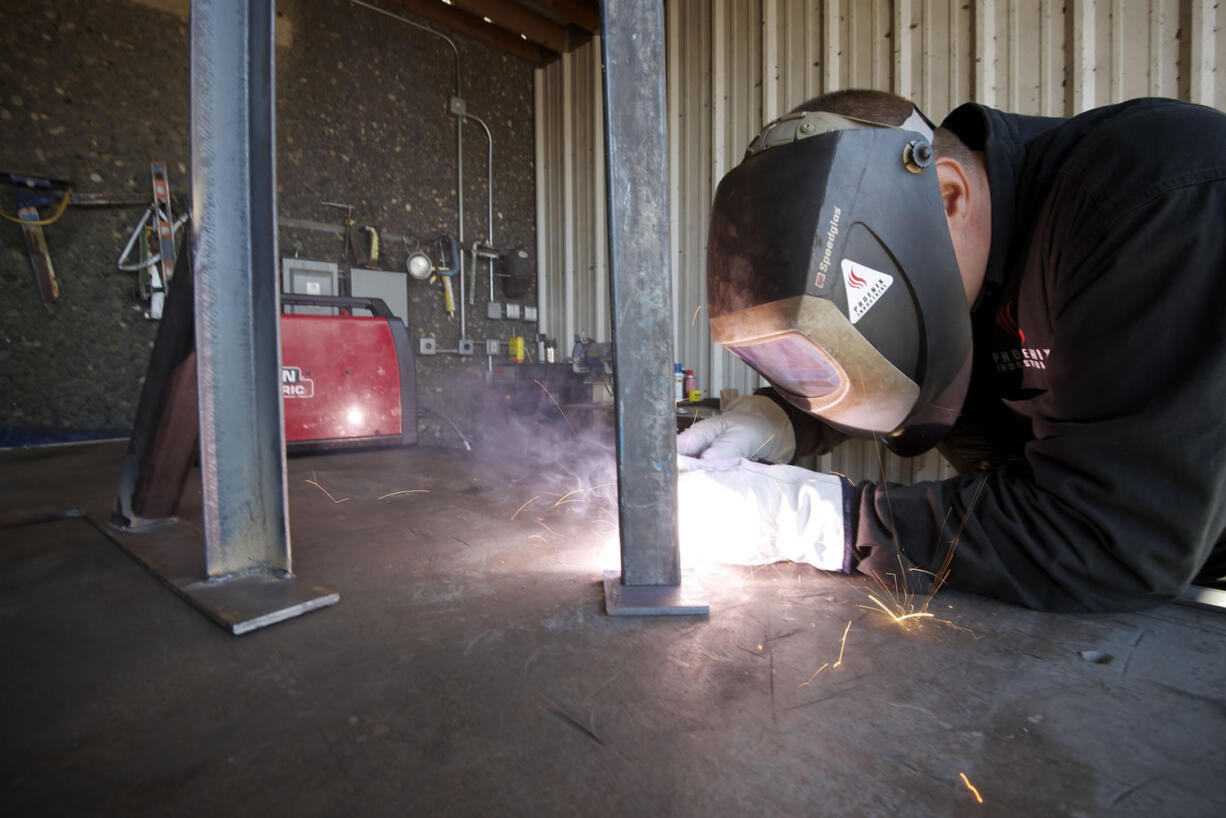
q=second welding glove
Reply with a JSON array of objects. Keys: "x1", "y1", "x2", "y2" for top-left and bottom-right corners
[{"x1": 676, "y1": 394, "x2": 796, "y2": 465}]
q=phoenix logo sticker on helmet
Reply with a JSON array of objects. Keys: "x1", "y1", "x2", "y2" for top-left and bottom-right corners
[{"x1": 842, "y1": 259, "x2": 893, "y2": 324}]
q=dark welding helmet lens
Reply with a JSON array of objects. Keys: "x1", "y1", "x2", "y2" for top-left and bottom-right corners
[{"x1": 727, "y1": 332, "x2": 843, "y2": 399}]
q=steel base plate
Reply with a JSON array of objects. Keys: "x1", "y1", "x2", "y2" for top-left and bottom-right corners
[
  {"x1": 103, "y1": 518, "x2": 338, "y2": 635},
  {"x1": 603, "y1": 569, "x2": 709, "y2": 616}
]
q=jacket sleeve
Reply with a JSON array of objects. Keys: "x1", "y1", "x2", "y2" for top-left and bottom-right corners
[{"x1": 851, "y1": 175, "x2": 1226, "y2": 612}]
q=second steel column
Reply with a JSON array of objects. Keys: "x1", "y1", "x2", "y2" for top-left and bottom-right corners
[{"x1": 601, "y1": 0, "x2": 702, "y2": 615}]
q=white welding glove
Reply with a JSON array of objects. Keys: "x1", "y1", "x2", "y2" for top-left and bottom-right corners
[
  {"x1": 677, "y1": 455, "x2": 848, "y2": 572},
  {"x1": 676, "y1": 394, "x2": 796, "y2": 464}
]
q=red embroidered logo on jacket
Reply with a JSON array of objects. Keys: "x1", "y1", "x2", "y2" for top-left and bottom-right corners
[{"x1": 992, "y1": 300, "x2": 1050, "y2": 372}]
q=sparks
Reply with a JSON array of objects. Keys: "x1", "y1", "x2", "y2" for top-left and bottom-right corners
[
  {"x1": 306, "y1": 472, "x2": 349, "y2": 504},
  {"x1": 833, "y1": 620, "x2": 851, "y2": 667},
  {"x1": 377, "y1": 489, "x2": 429, "y2": 500},
  {"x1": 865, "y1": 592, "x2": 935, "y2": 625},
  {"x1": 690, "y1": 303, "x2": 704, "y2": 327},
  {"x1": 550, "y1": 482, "x2": 616, "y2": 508},
  {"x1": 959, "y1": 772, "x2": 984, "y2": 804},
  {"x1": 746, "y1": 433, "x2": 776, "y2": 460},
  {"x1": 798, "y1": 663, "x2": 829, "y2": 687},
  {"x1": 532, "y1": 379, "x2": 577, "y2": 436},
  {"x1": 511, "y1": 495, "x2": 541, "y2": 520},
  {"x1": 535, "y1": 518, "x2": 560, "y2": 536}
]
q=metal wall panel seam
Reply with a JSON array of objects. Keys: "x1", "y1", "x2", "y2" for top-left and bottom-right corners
[
  {"x1": 825, "y1": 0, "x2": 842, "y2": 91},
  {"x1": 974, "y1": 0, "x2": 996, "y2": 105},
  {"x1": 877, "y1": 0, "x2": 891, "y2": 89},
  {"x1": 709, "y1": 0, "x2": 728, "y2": 395},
  {"x1": 805, "y1": 0, "x2": 820, "y2": 99},
  {"x1": 1007, "y1": 0, "x2": 1020, "y2": 109},
  {"x1": 895, "y1": 0, "x2": 913, "y2": 98},
  {"x1": 561, "y1": 48, "x2": 576, "y2": 349},
  {"x1": 921, "y1": 0, "x2": 934, "y2": 108},
  {"x1": 763, "y1": 0, "x2": 780, "y2": 122},
  {"x1": 534, "y1": 67, "x2": 548, "y2": 338},
  {"x1": 1040, "y1": 0, "x2": 1058, "y2": 114},
  {"x1": 1189, "y1": 0, "x2": 1215, "y2": 105},
  {"x1": 593, "y1": 37, "x2": 609, "y2": 342},
  {"x1": 950, "y1": 0, "x2": 965, "y2": 110},
  {"x1": 1111, "y1": 0, "x2": 1125, "y2": 100},
  {"x1": 1071, "y1": 0, "x2": 1095, "y2": 113}
]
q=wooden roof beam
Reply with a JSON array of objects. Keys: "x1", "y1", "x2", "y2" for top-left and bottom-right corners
[
  {"x1": 449, "y1": 0, "x2": 570, "y2": 54},
  {"x1": 393, "y1": 0, "x2": 555, "y2": 64},
  {"x1": 525, "y1": 0, "x2": 601, "y2": 34}
]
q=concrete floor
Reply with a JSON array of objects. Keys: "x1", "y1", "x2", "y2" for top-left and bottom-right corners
[{"x1": 2, "y1": 436, "x2": 1224, "y2": 817}]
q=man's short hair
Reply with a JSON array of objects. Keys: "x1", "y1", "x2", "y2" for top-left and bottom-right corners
[{"x1": 791, "y1": 89, "x2": 974, "y2": 168}]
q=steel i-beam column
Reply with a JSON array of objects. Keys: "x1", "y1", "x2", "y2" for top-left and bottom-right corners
[
  {"x1": 600, "y1": 0, "x2": 707, "y2": 616},
  {"x1": 167, "y1": 0, "x2": 336, "y2": 632}
]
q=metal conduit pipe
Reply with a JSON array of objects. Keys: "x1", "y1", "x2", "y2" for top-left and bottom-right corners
[
  {"x1": 349, "y1": 0, "x2": 467, "y2": 339},
  {"x1": 463, "y1": 113, "x2": 494, "y2": 303}
]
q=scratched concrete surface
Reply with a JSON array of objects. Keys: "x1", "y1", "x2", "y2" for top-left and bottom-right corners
[{"x1": 2, "y1": 439, "x2": 1224, "y2": 817}]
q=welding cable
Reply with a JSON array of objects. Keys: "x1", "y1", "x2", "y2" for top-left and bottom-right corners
[
  {"x1": 0, "y1": 187, "x2": 73, "y2": 225},
  {"x1": 417, "y1": 405, "x2": 473, "y2": 451}
]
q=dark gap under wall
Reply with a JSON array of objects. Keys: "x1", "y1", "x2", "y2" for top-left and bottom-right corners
[{"x1": 0, "y1": 0, "x2": 538, "y2": 448}]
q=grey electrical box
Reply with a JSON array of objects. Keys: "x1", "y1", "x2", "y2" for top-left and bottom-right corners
[
  {"x1": 523, "y1": 305, "x2": 538, "y2": 322},
  {"x1": 485, "y1": 339, "x2": 501, "y2": 356},
  {"x1": 504, "y1": 303, "x2": 522, "y2": 320},
  {"x1": 448, "y1": 95, "x2": 467, "y2": 116},
  {"x1": 281, "y1": 258, "x2": 338, "y2": 315},
  {"x1": 419, "y1": 337, "x2": 437, "y2": 356},
  {"x1": 458, "y1": 338, "x2": 475, "y2": 356},
  {"x1": 351, "y1": 268, "x2": 409, "y2": 327},
  {"x1": 486, "y1": 302, "x2": 503, "y2": 320}
]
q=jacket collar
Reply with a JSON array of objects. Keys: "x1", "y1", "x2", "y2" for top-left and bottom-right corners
[{"x1": 940, "y1": 104, "x2": 1065, "y2": 302}]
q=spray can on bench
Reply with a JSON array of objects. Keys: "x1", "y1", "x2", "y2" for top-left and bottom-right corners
[
  {"x1": 674, "y1": 363, "x2": 685, "y2": 403},
  {"x1": 684, "y1": 369, "x2": 699, "y2": 402}
]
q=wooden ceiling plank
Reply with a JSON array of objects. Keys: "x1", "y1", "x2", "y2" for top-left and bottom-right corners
[
  {"x1": 392, "y1": 0, "x2": 555, "y2": 64},
  {"x1": 451, "y1": 0, "x2": 569, "y2": 54},
  {"x1": 525, "y1": 0, "x2": 601, "y2": 34}
]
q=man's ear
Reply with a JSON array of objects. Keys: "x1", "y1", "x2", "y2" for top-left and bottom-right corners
[{"x1": 934, "y1": 156, "x2": 973, "y2": 226}]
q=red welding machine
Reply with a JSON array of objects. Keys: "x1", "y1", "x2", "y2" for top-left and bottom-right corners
[{"x1": 279, "y1": 295, "x2": 416, "y2": 451}]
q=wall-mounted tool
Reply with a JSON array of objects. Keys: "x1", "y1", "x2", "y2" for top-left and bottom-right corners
[
  {"x1": 364, "y1": 225, "x2": 380, "y2": 266},
  {"x1": 404, "y1": 234, "x2": 460, "y2": 317},
  {"x1": 116, "y1": 164, "x2": 190, "y2": 320},
  {"x1": 322, "y1": 201, "x2": 368, "y2": 266},
  {"x1": 1, "y1": 173, "x2": 73, "y2": 308}
]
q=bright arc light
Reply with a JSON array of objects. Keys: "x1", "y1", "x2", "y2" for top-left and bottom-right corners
[{"x1": 347, "y1": 407, "x2": 365, "y2": 426}]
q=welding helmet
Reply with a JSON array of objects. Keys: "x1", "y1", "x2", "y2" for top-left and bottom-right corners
[{"x1": 706, "y1": 107, "x2": 971, "y2": 456}]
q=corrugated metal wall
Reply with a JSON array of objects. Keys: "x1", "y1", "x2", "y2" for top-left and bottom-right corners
[{"x1": 534, "y1": 0, "x2": 1223, "y2": 481}]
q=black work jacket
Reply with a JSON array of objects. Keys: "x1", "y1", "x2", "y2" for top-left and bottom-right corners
[{"x1": 826, "y1": 98, "x2": 1226, "y2": 611}]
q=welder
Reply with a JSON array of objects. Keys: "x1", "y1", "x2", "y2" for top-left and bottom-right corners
[{"x1": 678, "y1": 89, "x2": 1226, "y2": 612}]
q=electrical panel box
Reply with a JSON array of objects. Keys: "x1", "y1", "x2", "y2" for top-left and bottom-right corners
[
  {"x1": 350, "y1": 268, "x2": 409, "y2": 328},
  {"x1": 282, "y1": 259, "x2": 339, "y2": 315}
]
